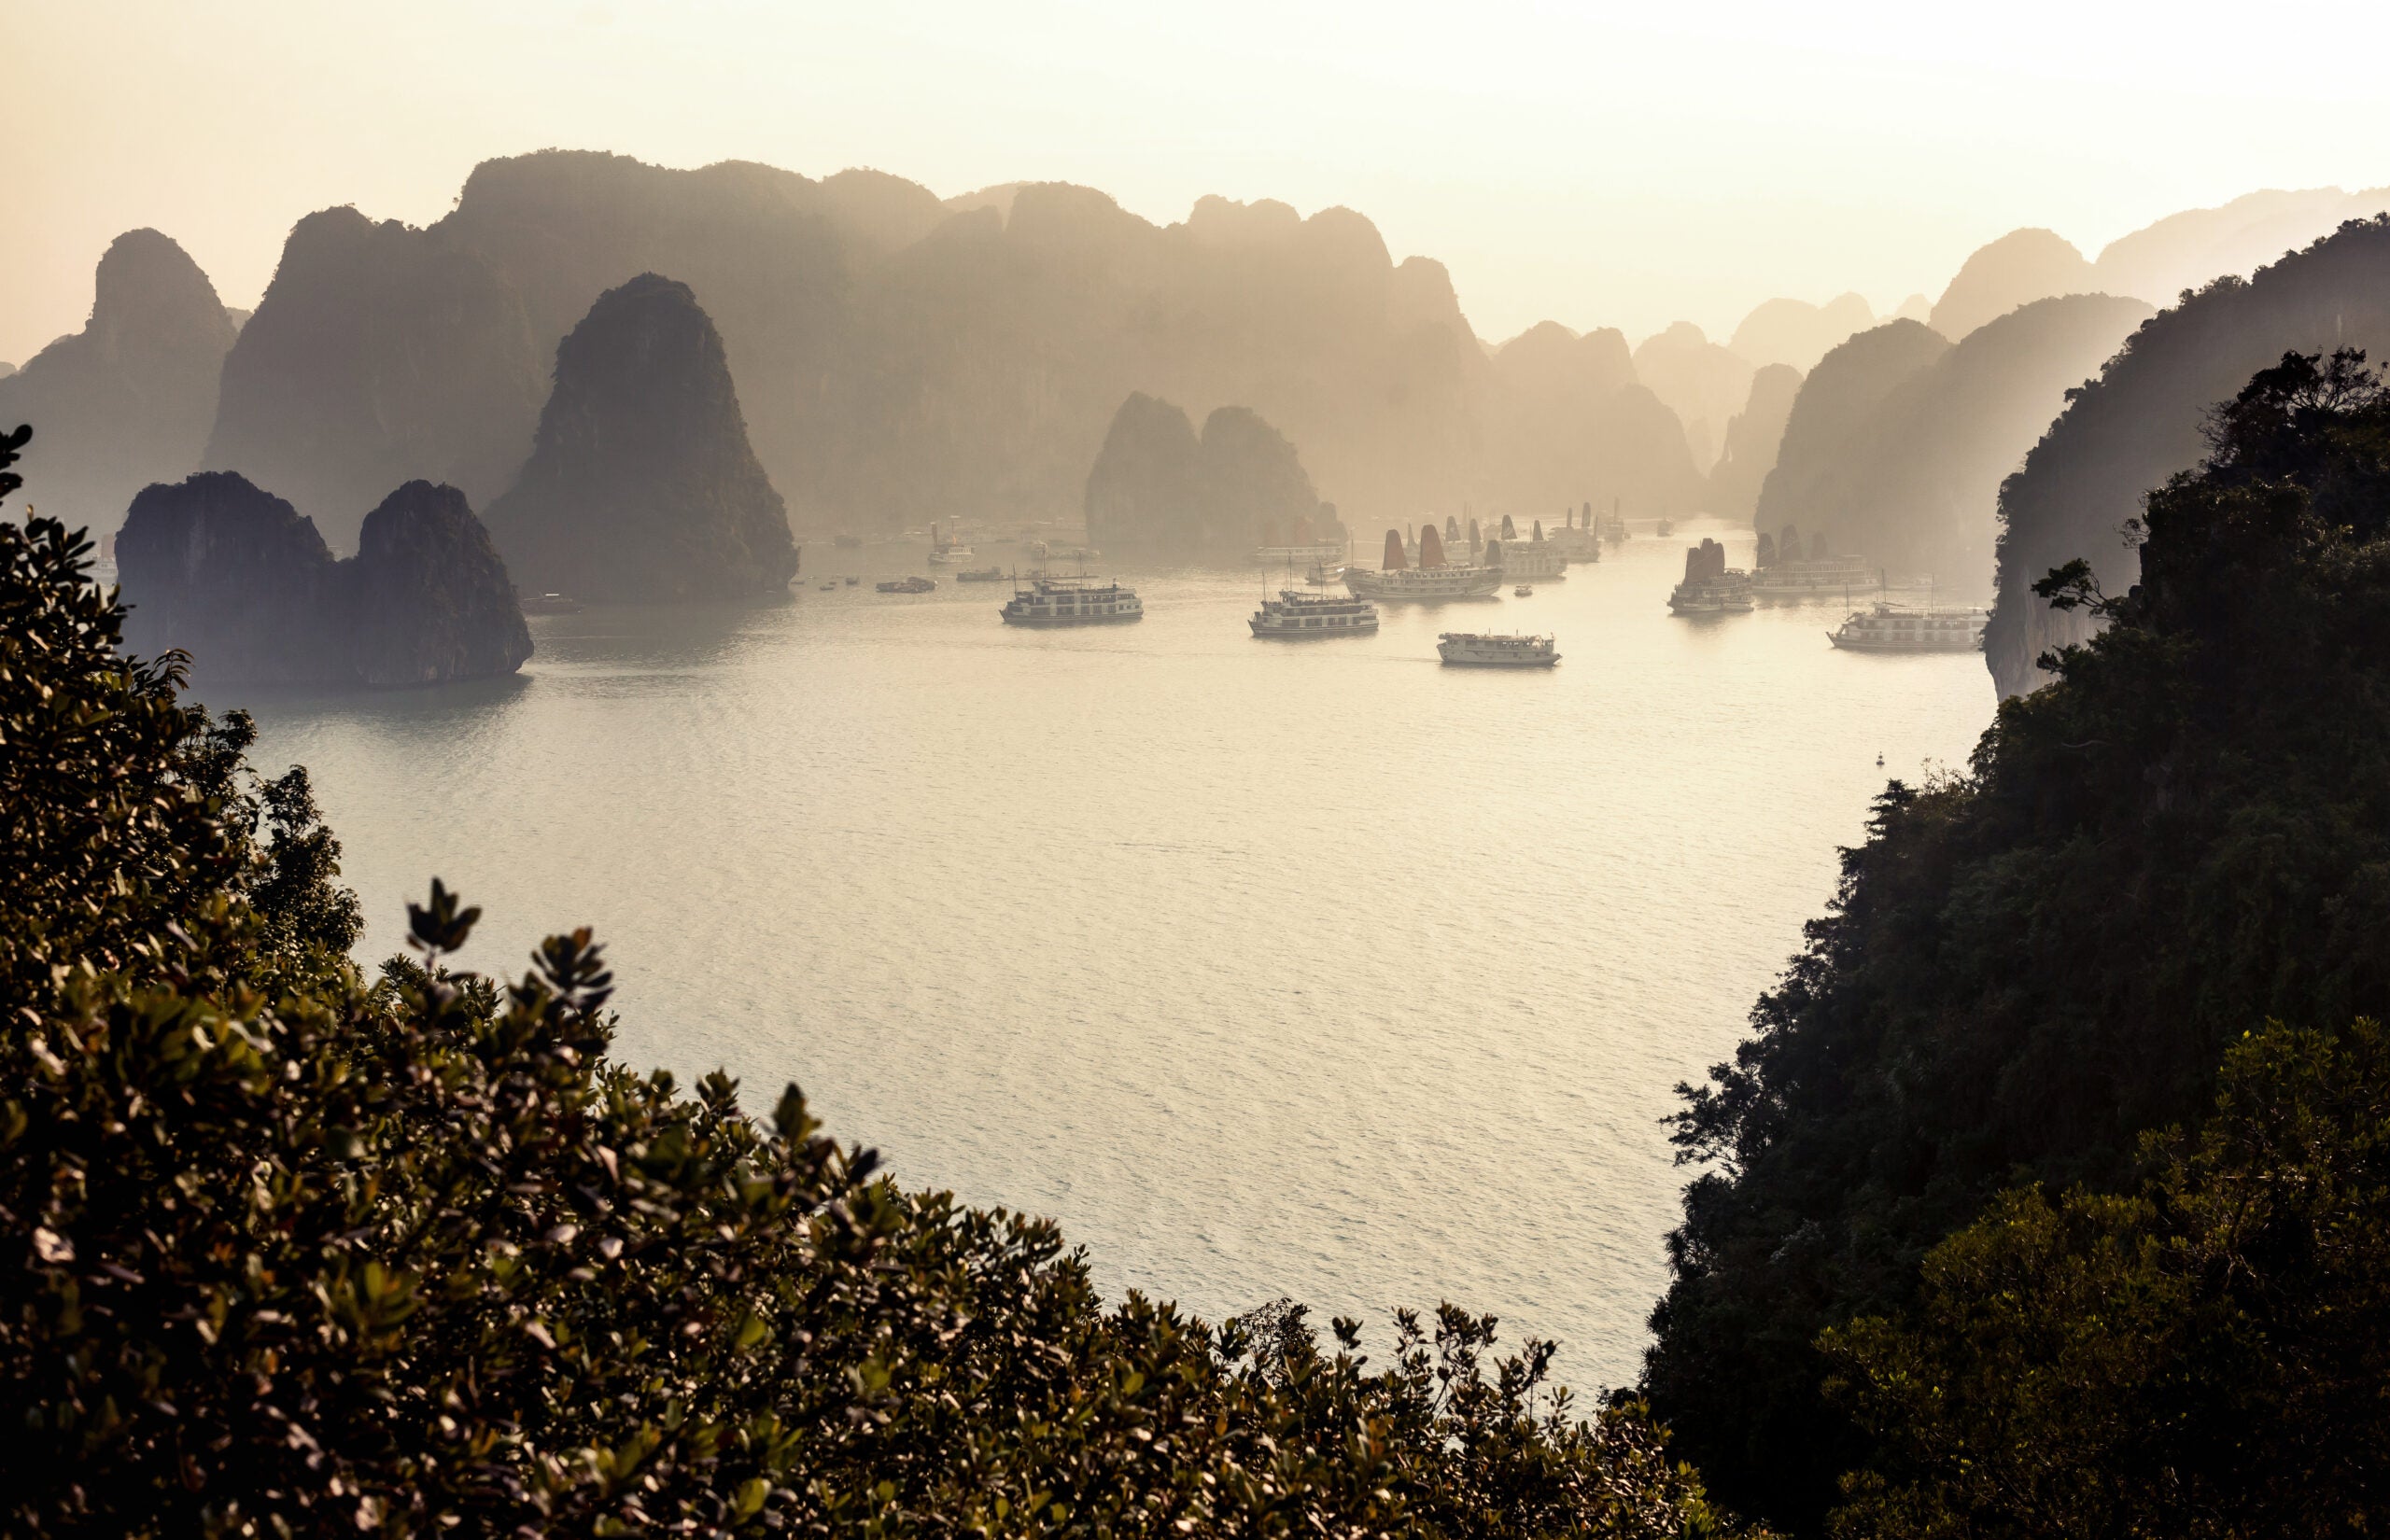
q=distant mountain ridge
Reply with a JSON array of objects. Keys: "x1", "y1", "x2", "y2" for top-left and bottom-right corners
[
  {"x1": 1754, "y1": 296, "x2": 2153, "y2": 590},
  {"x1": 1986, "y1": 215, "x2": 2390, "y2": 696},
  {"x1": 1928, "y1": 185, "x2": 2390, "y2": 343},
  {"x1": 176, "y1": 149, "x2": 1728, "y2": 550}
]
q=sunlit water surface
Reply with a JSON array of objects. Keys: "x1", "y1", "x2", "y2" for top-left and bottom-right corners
[{"x1": 236, "y1": 518, "x2": 1993, "y2": 1389}]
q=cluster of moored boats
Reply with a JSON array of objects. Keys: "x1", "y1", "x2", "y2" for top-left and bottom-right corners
[
  {"x1": 1663, "y1": 536, "x2": 1988, "y2": 650},
  {"x1": 803, "y1": 507, "x2": 1979, "y2": 663}
]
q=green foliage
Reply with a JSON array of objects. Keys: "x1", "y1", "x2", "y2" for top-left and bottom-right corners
[
  {"x1": 0, "y1": 439, "x2": 358, "y2": 1003},
  {"x1": 1643, "y1": 352, "x2": 2390, "y2": 1530},
  {"x1": 0, "y1": 439, "x2": 1749, "y2": 1534},
  {"x1": 1821, "y1": 1019, "x2": 2390, "y2": 1538}
]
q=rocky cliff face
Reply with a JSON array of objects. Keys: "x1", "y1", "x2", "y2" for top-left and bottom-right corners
[
  {"x1": 0, "y1": 231, "x2": 236, "y2": 535},
  {"x1": 1631, "y1": 322, "x2": 1753, "y2": 470},
  {"x1": 1086, "y1": 394, "x2": 1205, "y2": 556},
  {"x1": 485, "y1": 274, "x2": 798, "y2": 601},
  {"x1": 350, "y1": 482, "x2": 534, "y2": 686},
  {"x1": 1083, "y1": 393, "x2": 1329, "y2": 555},
  {"x1": 118, "y1": 471, "x2": 529, "y2": 687},
  {"x1": 1755, "y1": 320, "x2": 1951, "y2": 541},
  {"x1": 1930, "y1": 229, "x2": 2095, "y2": 341},
  {"x1": 1753, "y1": 298, "x2": 2150, "y2": 590},
  {"x1": 1707, "y1": 364, "x2": 1803, "y2": 521},
  {"x1": 1987, "y1": 216, "x2": 2390, "y2": 695},
  {"x1": 1482, "y1": 322, "x2": 1702, "y2": 517},
  {"x1": 1198, "y1": 406, "x2": 1328, "y2": 549},
  {"x1": 192, "y1": 152, "x2": 1563, "y2": 540},
  {"x1": 204, "y1": 208, "x2": 544, "y2": 551},
  {"x1": 119, "y1": 472, "x2": 342, "y2": 683},
  {"x1": 1727, "y1": 294, "x2": 1876, "y2": 372}
]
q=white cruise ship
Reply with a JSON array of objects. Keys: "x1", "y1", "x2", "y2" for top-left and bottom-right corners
[
  {"x1": 1546, "y1": 513, "x2": 1602, "y2": 561},
  {"x1": 1252, "y1": 540, "x2": 1349, "y2": 567},
  {"x1": 1437, "y1": 632, "x2": 1559, "y2": 666},
  {"x1": 999, "y1": 575, "x2": 1144, "y2": 625},
  {"x1": 1487, "y1": 534, "x2": 1565, "y2": 581},
  {"x1": 1667, "y1": 539, "x2": 1754, "y2": 615},
  {"x1": 1344, "y1": 526, "x2": 1503, "y2": 600},
  {"x1": 1249, "y1": 585, "x2": 1378, "y2": 637},
  {"x1": 1751, "y1": 553, "x2": 1884, "y2": 598},
  {"x1": 1828, "y1": 602, "x2": 1986, "y2": 651}
]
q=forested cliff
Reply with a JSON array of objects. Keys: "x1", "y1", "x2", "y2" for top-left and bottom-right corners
[{"x1": 1646, "y1": 348, "x2": 2390, "y2": 1533}]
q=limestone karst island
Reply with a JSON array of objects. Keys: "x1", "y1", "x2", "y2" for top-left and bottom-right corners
[{"x1": 7, "y1": 5, "x2": 2390, "y2": 1533}]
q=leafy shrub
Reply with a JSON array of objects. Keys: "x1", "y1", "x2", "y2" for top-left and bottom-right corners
[{"x1": 1822, "y1": 1018, "x2": 2390, "y2": 1538}]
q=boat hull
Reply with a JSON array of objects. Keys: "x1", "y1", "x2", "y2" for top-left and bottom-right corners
[
  {"x1": 1000, "y1": 609, "x2": 1144, "y2": 626},
  {"x1": 1250, "y1": 619, "x2": 1377, "y2": 637},
  {"x1": 1827, "y1": 632, "x2": 1980, "y2": 652},
  {"x1": 1344, "y1": 567, "x2": 1504, "y2": 600},
  {"x1": 1439, "y1": 653, "x2": 1559, "y2": 666}
]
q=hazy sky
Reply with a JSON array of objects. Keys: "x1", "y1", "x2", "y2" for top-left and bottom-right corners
[{"x1": 8, "y1": 0, "x2": 2390, "y2": 365}]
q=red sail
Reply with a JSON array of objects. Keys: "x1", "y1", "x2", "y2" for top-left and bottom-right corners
[
  {"x1": 1420, "y1": 525, "x2": 1446, "y2": 567},
  {"x1": 1382, "y1": 528, "x2": 1408, "y2": 570}
]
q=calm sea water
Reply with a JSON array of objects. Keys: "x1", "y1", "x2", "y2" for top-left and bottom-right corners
[{"x1": 236, "y1": 517, "x2": 1992, "y2": 1390}]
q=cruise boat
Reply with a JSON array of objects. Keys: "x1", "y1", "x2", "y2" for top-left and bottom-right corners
[
  {"x1": 954, "y1": 566, "x2": 1007, "y2": 582},
  {"x1": 877, "y1": 576, "x2": 936, "y2": 594},
  {"x1": 1752, "y1": 553, "x2": 1885, "y2": 598},
  {"x1": 1487, "y1": 534, "x2": 1565, "y2": 581},
  {"x1": 1343, "y1": 526, "x2": 1503, "y2": 600},
  {"x1": 1828, "y1": 602, "x2": 1987, "y2": 651},
  {"x1": 1249, "y1": 584, "x2": 1378, "y2": 637},
  {"x1": 1438, "y1": 632, "x2": 1559, "y2": 667},
  {"x1": 1547, "y1": 511, "x2": 1603, "y2": 561},
  {"x1": 999, "y1": 574, "x2": 1144, "y2": 625},
  {"x1": 1667, "y1": 539, "x2": 1755, "y2": 615},
  {"x1": 927, "y1": 522, "x2": 976, "y2": 566},
  {"x1": 1251, "y1": 540, "x2": 1348, "y2": 567}
]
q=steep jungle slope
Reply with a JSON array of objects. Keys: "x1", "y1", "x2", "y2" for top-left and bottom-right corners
[
  {"x1": 1986, "y1": 216, "x2": 2390, "y2": 695},
  {"x1": 1645, "y1": 348, "x2": 2390, "y2": 1533}
]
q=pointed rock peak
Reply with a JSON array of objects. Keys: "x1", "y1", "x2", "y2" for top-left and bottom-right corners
[
  {"x1": 89, "y1": 229, "x2": 233, "y2": 351},
  {"x1": 484, "y1": 271, "x2": 796, "y2": 601}
]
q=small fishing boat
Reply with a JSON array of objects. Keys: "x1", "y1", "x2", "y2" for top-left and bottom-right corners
[{"x1": 1513, "y1": 584, "x2": 1533, "y2": 597}]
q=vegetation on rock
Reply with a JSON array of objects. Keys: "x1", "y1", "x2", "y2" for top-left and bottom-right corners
[
  {"x1": 1986, "y1": 215, "x2": 2390, "y2": 696},
  {"x1": 1822, "y1": 1017, "x2": 2390, "y2": 1537},
  {"x1": 1646, "y1": 347, "x2": 2390, "y2": 1533}
]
